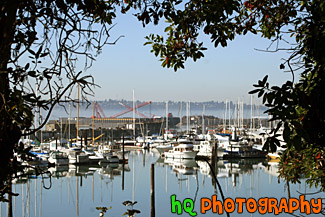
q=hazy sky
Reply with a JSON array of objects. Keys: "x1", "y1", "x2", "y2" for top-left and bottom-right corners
[{"x1": 85, "y1": 11, "x2": 294, "y2": 104}]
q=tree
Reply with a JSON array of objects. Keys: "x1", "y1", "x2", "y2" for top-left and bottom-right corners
[
  {"x1": 122, "y1": 0, "x2": 325, "y2": 190},
  {"x1": 0, "y1": 0, "x2": 324, "y2": 202},
  {"x1": 0, "y1": 0, "x2": 121, "y2": 201}
]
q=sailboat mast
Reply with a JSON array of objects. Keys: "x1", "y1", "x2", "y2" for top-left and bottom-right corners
[
  {"x1": 186, "y1": 101, "x2": 189, "y2": 134},
  {"x1": 166, "y1": 101, "x2": 168, "y2": 133},
  {"x1": 92, "y1": 101, "x2": 95, "y2": 145},
  {"x1": 68, "y1": 104, "x2": 71, "y2": 142},
  {"x1": 202, "y1": 104, "x2": 205, "y2": 135},
  {"x1": 180, "y1": 101, "x2": 182, "y2": 126},
  {"x1": 133, "y1": 89, "x2": 135, "y2": 138},
  {"x1": 228, "y1": 100, "x2": 230, "y2": 130},
  {"x1": 77, "y1": 83, "x2": 80, "y2": 142}
]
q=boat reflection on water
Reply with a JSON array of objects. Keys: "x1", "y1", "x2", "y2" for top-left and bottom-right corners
[
  {"x1": 164, "y1": 158, "x2": 198, "y2": 176},
  {"x1": 47, "y1": 165, "x2": 69, "y2": 178},
  {"x1": 5, "y1": 150, "x2": 319, "y2": 217}
]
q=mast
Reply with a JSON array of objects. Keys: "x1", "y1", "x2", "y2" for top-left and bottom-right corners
[
  {"x1": 60, "y1": 118, "x2": 62, "y2": 146},
  {"x1": 179, "y1": 101, "x2": 182, "y2": 126},
  {"x1": 224, "y1": 100, "x2": 227, "y2": 132},
  {"x1": 92, "y1": 101, "x2": 95, "y2": 145},
  {"x1": 189, "y1": 101, "x2": 191, "y2": 132},
  {"x1": 77, "y1": 83, "x2": 80, "y2": 142},
  {"x1": 68, "y1": 104, "x2": 71, "y2": 143},
  {"x1": 133, "y1": 89, "x2": 135, "y2": 139},
  {"x1": 166, "y1": 101, "x2": 168, "y2": 133},
  {"x1": 228, "y1": 100, "x2": 230, "y2": 130},
  {"x1": 202, "y1": 104, "x2": 205, "y2": 135},
  {"x1": 186, "y1": 101, "x2": 189, "y2": 134}
]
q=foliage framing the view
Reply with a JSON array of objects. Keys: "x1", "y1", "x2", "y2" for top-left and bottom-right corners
[
  {"x1": 120, "y1": 0, "x2": 325, "y2": 190},
  {"x1": 0, "y1": 0, "x2": 121, "y2": 201},
  {"x1": 0, "y1": 0, "x2": 324, "y2": 203}
]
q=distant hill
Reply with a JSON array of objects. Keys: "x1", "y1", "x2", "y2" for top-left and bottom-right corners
[
  {"x1": 87, "y1": 99, "x2": 266, "y2": 111},
  {"x1": 52, "y1": 99, "x2": 267, "y2": 118}
]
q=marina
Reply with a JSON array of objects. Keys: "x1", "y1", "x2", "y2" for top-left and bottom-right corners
[
  {"x1": 1, "y1": 1, "x2": 324, "y2": 217},
  {"x1": 2, "y1": 149, "x2": 320, "y2": 217}
]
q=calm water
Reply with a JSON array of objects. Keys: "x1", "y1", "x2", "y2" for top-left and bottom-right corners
[{"x1": 1, "y1": 150, "x2": 322, "y2": 217}]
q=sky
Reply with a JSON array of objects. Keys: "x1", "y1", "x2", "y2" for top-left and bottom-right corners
[{"x1": 80, "y1": 11, "x2": 295, "y2": 104}]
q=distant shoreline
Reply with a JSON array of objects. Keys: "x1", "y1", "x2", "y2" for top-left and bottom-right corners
[{"x1": 47, "y1": 99, "x2": 267, "y2": 119}]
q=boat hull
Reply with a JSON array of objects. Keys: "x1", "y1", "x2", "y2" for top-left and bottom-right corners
[{"x1": 164, "y1": 150, "x2": 198, "y2": 159}]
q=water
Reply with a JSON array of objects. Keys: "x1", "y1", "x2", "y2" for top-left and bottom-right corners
[{"x1": 1, "y1": 150, "x2": 322, "y2": 217}]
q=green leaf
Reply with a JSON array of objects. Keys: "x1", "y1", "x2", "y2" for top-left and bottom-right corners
[
  {"x1": 24, "y1": 63, "x2": 30, "y2": 70},
  {"x1": 28, "y1": 49, "x2": 35, "y2": 55},
  {"x1": 258, "y1": 89, "x2": 264, "y2": 98},
  {"x1": 28, "y1": 71, "x2": 37, "y2": 77},
  {"x1": 262, "y1": 75, "x2": 268, "y2": 85},
  {"x1": 248, "y1": 89, "x2": 260, "y2": 94},
  {"x1": 283, "y1": 122, "x2": 290, "y2": 142}
]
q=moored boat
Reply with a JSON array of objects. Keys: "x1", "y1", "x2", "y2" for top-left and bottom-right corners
[
  {"x1": 48, "y1": 151, "x2": 69, "y2": 166},
  {"x1": 68, "y1": 150, "x2": 89, "y2": 164},
  {"x1": 164, "y1": 141, "x2": 198, "y2": 159},
  {"x1": 155, "y1": 143, "x2": 173, "y2": 155}
]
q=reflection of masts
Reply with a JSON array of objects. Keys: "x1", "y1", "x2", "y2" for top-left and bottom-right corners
[
  {"x1": 40, "y1": 178, "x2": 42, "y2": 217},
  {"x1": 257, "y1": 166, "x2": 260, "y2": 197},
  {"x1": 111, "y1": 178, "x2": 113, "y2": 202},
  {"x1": 61, "y1": 179, "x2": 63, "y2": 204},
  {"x1": 28, "y1": 181, "x2": 30, "y2": 217},
  {"x1": 77, "y1": 176, "x2": 79, "y2": 217},
  {"x1": 92, "y1": 175, "x2": 94, "y2": 202},
  {"x1": 122, "y1": 163, "x2": 125, "y2": 190},
  {"x1": 150, "y1": 164, "x2": 155, "y2": 217},
  {"x1": 165, "y1": 165, "x2": 168, "y2": 193},
  {"x1": 187, "y1": 175, "x2": 190, "y2": 192},
  {"x1": 250, "y1": 169, "x2": 253, "y2": 198},
  {"x1": 22, "y1": 184, "x2": 24, "y2": 217},
  {"x1": 35, "y1": 180, "x2": 37, "y2": 215},
  {"x1": 68, "y1": 177, "x2": 70, "y2": 204},
  {"x1": 143, "y1": 149, "x2": 146, "y2": 167},
  {"x1": 14, "y1": 184, "x2": 16, "y2": 213},
  {"x1": 132, "y1": 155, "x2": 135, "y2": 202}
]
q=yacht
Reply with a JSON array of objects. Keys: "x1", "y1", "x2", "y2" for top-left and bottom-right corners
[{"x1": 164, "y1": 140, "x2": 198, "y2": 159}]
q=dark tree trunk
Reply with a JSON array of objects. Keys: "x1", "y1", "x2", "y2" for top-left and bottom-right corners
[{"x1": 0, "y1": 0, "x2": 20, "y2": 185}]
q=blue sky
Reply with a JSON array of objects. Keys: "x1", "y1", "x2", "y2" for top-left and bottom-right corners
[{"x1": 87, "y1": 12, "x2": 294, "y2": 104}]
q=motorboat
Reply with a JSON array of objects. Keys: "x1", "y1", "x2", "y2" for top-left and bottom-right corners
[
  {"x1": 48, "y1": 151, "x2": 69, "y2": 166},
  {"x1": 68, "y1": 150, "x2": 89, "y2": 164},
  {"x1": 165, "y1": 158, "x2": 197, "y2": 175},
  {"x1": 155, "y1": 142, "x2": 173, "y2": 155},
  {"x1": 164, "y1": 141, "x2": 198, "y2": 159}
]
